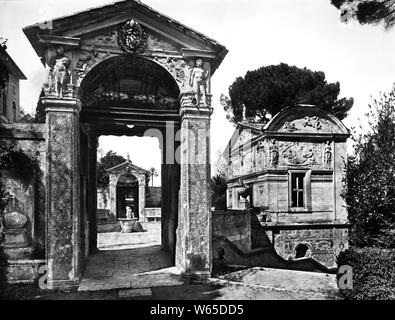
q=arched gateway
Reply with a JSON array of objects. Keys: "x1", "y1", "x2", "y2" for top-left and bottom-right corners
[{"x1": 23, "y1": 0, "x2": 227, "y2": 289}]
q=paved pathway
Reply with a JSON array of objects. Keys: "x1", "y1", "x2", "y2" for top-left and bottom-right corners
[
  {"x1": 210, "y1": 267, "x2": 340, "y2": 299},
  {"x1": 78, "y1": 222, "x2": 183, "y2": 291},
  {"x1": 77, "y1": 222, "x2": 339, "y2": 299}
]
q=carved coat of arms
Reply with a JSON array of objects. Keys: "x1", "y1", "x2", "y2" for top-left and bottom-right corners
[{"x1": 117, "y1": 19, "x2": 144, "y2": 53}]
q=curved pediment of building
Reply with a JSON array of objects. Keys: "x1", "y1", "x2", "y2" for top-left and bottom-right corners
[{"x1": 263, "y1": 105, "x2": 349, "y2": 135}]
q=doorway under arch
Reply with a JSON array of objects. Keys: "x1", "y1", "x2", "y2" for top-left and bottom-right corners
[
  {"x1": 116, "y1": 173, "x2": 139, "y2": 220},
  {"x1": 78, "y1": 54, "x2": 181, "y2": 279}
]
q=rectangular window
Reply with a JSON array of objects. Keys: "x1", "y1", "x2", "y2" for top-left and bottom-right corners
[{"x1": 291, "y1": 173, "x2": 305, "y2": 207}]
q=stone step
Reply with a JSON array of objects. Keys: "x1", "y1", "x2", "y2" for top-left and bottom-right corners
[{"x1": 78, "y1": 267, "x2": 184, "y2": 292}]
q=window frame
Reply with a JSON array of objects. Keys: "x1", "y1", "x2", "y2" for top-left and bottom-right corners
[{"x1": 288, "y1": 169, "x2": 312, "y2": 213}]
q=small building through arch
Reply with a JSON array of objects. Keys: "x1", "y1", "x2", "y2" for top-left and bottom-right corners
[
  {"x1": 107, "y1": 158, "x2": 148, "y2": 221},
  {"x1": 116, "y1": 172, "x2": 139, "y2": 220}
]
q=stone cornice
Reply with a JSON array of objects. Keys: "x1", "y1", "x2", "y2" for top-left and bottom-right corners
[
  {"x1": 42, "y1": 97, "x2": 81, "y2": 114},
  {"x1": 37, "y1": 35, "x2": 80, "y2": 47}
]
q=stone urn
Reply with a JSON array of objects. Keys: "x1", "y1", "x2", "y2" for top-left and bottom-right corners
[
  {"x1": 119, "y1": 218, "x2": 135, "y2": 233},
  {"x1": 3, "y1": 211, "x2": 28, "y2": 229},
  {"x1": 2, "y1": 210, "x2": 30, "y2": 248},
  {"x1": 119, "y1": 218, "x2": 143, "y2": 233}
]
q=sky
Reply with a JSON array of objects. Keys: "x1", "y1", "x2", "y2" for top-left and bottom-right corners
[{"x1": 1, "y1": 0, "x2": 394, "y2": 186}]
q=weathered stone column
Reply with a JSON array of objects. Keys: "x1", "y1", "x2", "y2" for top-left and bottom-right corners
[
  {"x1": 43, "y1": 97, "x2": 81, "y2": 289},
  {"x1": 176, "y1": 93, "x2": 212, "y2": 278}
]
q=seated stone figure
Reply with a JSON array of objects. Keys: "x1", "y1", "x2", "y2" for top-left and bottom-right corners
[{"x1": 126, "y1": 206, "x2": 134, "y2": 219}]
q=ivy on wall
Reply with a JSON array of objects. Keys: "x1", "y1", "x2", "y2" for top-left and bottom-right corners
[{"x1": 0, "y1": 144, "x2": 40, "y2": 297}]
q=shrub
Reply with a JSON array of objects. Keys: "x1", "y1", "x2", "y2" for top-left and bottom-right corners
[
  {"x1": 342, "y1": 85, "x2": 395, "y2": 248},
  {"x1": 211, "y1": 174, "x2": 227, "y2": 209},
  {"x1": 337, "y1": 247, "x2": 395, "y2": 300}
]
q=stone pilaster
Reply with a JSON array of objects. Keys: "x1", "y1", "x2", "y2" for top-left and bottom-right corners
[
  {"x1": 138, "y1": 177, "x2": 145, "y2": 220},
  {"x1": 88, "y1": 135, "x2": 98, "y2": 253},
  {"x1": 43, "y1": 97, "x2": 81, "y2": 289},
  {"x1": 176, "y1": 93, "x2": 212, "y2": 278},
  {"x1": 109, "y1": 174, "x2": 117, "y2": 221}
]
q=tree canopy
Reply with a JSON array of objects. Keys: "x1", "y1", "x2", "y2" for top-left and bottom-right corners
[
  {"x1": 226, "y1": 63, "x2": 353, "y2": 124},
  {"x1": 148, "y1": 167, "x2": 159, "y2": 186},
  {"x1": 342, "y1": 84, "x2": 395, "y2": 248},
  {"x1": 97, "y1": 151, "x2": 126, "y2": 187},
  {"x1": 19, "y1": 88, "x2": 46, "y2": 123},
  {"x1": 331, "y1": 0, "x2": 395, "y2": 30}
]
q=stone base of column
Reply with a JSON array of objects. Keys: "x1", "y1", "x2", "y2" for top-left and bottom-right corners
[
  {"x1": 46, "y1": 278, "x2": 80, "y2": 291},
  {"x1": 182, "y1": 270, "x2": 211, "y2": 282}
]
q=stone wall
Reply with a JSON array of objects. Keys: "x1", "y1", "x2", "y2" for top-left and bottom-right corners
[
  {"x1": 0, "y1": 123, "x2": 46, "y2": 256},
  {"x1": 0, "y1": 123, "x2": 47, "y2": 283},
  {"x1": 212, "y1": 210, "x2": 251, "y2": 252},
  {"x1": 273, "y1": 227, "x2": 349, "y2": 268}
]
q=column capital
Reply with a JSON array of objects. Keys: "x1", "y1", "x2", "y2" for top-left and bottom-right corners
[{"x1": 42, "y1": 96, "x2": 81, "y2": 114}]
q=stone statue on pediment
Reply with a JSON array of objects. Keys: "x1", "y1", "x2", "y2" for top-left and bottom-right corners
[
  {"x1": 189, "y1": 58, "x2": 209, "y2": 107},
  {"x1": 48, "y1": 47, "x2": 71, "y2": 98},
  {"x1": 323, "y1": 141, "x2": 332, "y2": 168},
  {"x1": 269, "y1": 139, "x2": 279, "y2": 167}
]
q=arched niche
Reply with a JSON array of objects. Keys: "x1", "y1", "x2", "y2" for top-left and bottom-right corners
[{"x1": 115, "y1": 173, "x2": 139, "y2": 219}]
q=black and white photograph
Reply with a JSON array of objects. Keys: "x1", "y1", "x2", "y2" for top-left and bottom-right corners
[{"x1": 0, "y1": 0, "x2": 394, "y2": 307}]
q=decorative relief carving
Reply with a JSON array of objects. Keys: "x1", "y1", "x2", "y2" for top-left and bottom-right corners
[
  {"x1": 280, "y1": 142, "x2": 320, "y2": 166},
  {"x1": 117, "y1": 19, "x2": 146, "y2": 53},
  {"x1": 279, "y1": 115, "x2": 339, "y2": 133},
  {"x1": 87, "y1": 91, "x2": 178, "y2": 109},
  {"x1": 282, "y1": 121, "x2": 298, "y2": 132},
  {"x1": 303, "y1": 116, "x2": 322, "y2": 130},
  {"x1": 274, "y1": 229, "x2": 335, "y2": 267},
  {"x1": 74, "y1": 48, "x2": 113, "y2": 86},
  {"x1": 152, "y1": 56, "x2": 186, "y2": 85},
  {"x1": 243, "y1": 139, "x2": 331, "y2": 173}
]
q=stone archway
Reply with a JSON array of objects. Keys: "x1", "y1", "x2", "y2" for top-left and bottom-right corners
[
  {"x1": 107, "y1": 159, "x2": 148, "y2": 221},
  {"x1": 115, "y1": 173, "x2": 139, "y2": 220},
  {"x1": 24, "y1": 0, "x2": 227, "y2": 289}
]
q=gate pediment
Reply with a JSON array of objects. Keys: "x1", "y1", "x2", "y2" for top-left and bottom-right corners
[{"x1": 23, "y1": 0, "x2": 227, "y2": 98}]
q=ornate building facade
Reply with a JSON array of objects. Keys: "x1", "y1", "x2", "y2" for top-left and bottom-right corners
[
  {"x1": 223, "y1": 105, "x2": 349, "y2": 268},
  {"x1": 0, "y1": 0, "x2": 227, "y2": 288}
]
